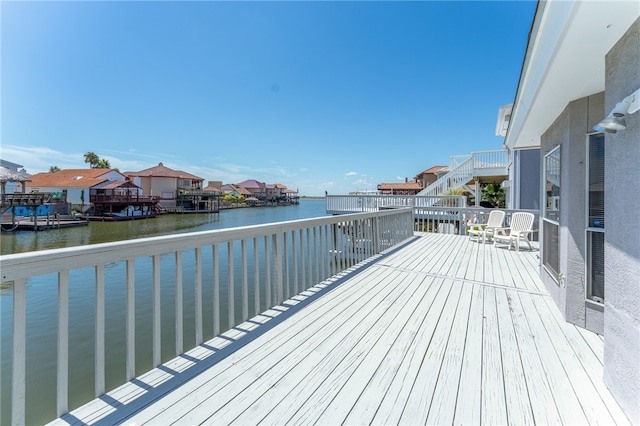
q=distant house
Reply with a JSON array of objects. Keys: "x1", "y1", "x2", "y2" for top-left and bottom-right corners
[
  {"x1": 203, "y1": 180, "x2": 223, "y2": 194},
  {"x1": 0, "y1": 159, "x2": 30, "y2": 195},
  {"x1": 26, "y1": 168, "x2": 126, "y2": 211},
  {"x1": 377, "y1": 179, "x2": 423, "y2": 195},
  {"x1": 377, "y1": 165, "x2": 449, "y2": 197},
  {"x1": 414, "y1": 165, "x2": 447, "y2": 188},
  {"x1": 221, "y1": 184, "x2": 251, "y2": 198},
  {"x1": 236, "y1": 179, "x2": 267, "y2": 199},
  {"x1": 124, "y1": 162, "x2": 204, "y2": 207},
  {"x1": 266, "y1": 183, "x2": 287, "y2": 199}
]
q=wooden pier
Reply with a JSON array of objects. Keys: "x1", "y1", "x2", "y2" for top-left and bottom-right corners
[
  {"x1": 49, "y1": 233, "x2": 628, "y2": 425},
  {"x1": 1, "y1": 216, "x2": 88, "y2": 231}
]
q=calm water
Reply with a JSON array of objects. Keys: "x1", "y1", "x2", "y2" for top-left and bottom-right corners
[
  {"x1": 1, "y1": 199, "x2": 328, "y2": 425},
  {"x1": 1, "y1": 199, "x2": 327, "y2": 255}
]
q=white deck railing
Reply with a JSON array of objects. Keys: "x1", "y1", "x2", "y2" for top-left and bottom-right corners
[
  {"x1": 326, "y1": 194, "x2": 467, "y2": 215},
  {"x1": 0, "y1": 208, "x2": 414, "y2": 426},
  {"x1": 326, "y1": 196, "x2": 539, "y2": 237}
]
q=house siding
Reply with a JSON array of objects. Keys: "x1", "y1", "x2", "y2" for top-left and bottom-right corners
[{"x1": 603, "y1": 16, "x2": 640, "y2": 423}]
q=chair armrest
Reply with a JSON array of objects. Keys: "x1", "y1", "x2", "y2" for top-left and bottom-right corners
[{"x1": 493, "y1": 227, "x2": 510, "y2": 236}]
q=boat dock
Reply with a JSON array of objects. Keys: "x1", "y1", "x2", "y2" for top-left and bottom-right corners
[
  {"x1": 1, "y1": 216, "x2": 88, "y2": 231},
  {"x1": 47, "y1": 232, "x2": 627, "y2": 425}
]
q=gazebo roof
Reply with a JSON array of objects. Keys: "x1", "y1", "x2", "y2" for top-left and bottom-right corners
[{"x1": 0, "y1": 166, "x2": 31, "y2": 183}]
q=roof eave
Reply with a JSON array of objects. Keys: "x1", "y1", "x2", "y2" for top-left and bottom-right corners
[{"x1": 504, "y1": 0, "x2": 639, "y2": 150}]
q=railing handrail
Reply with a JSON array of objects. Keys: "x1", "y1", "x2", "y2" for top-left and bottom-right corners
[
  {"x1": 326, "y1": 195, "x2": 540, "y2": 237},
  {"x1": 469, "y1": 148, "x2": 508, "y2": 157},
  {"x1": 0, "y1": 209, "x2": 411, "y2": 282}
]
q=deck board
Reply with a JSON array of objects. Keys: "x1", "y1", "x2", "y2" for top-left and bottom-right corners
[{"x1": 50, "y1": 233, "x2": 630, "y2": 426}]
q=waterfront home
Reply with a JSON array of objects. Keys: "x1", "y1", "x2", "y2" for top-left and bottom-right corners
[
  {"x1": 236, "y1": 179, "x2": 267, "y2": 199},
  {"x1": 221, "y1": 183, "x2": 252, "y2": 198},
  {"x1": 124, "y1": 162, "x2": 205, "y2": 209},
  {"x1": 500, "y1": 2, "x2": 639, "y2": 421},
  {"x1": 414, "y1": 165, "x2": 447, "y2": 188},
  {"x1": 265, "y1": 183, "x2": 287, "y2": 199},
  {"x1": 377, "y1": 178, "x2": 423, "y2": 195},
  {"x1": 202, "y1": 180, "x2": 223, "y2": 194},
  {"x1": 25, "y1": 168, "x2": 126, "y2": 213}
]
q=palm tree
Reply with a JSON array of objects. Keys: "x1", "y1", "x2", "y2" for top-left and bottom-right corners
[
  {"x1": 49, "y1": 165, "x2": 60, "y2": 173},
  {"x1": 84, "y1": 152, "x2": 99, "y2": 168},
  {"x1": 95, "y1": 159, "x2": 111, "y2": 169},
  {"x1": 481, "y1": 183, "x2": 506, "y2": 208}
]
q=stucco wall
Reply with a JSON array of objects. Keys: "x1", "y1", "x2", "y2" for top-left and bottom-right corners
[
  {"x1": 540, "y1": 112, "x2": 569, "y2": 313},
  {"x1": 603, "y1": 16, "x2": 640, "y2": 424},
  {"x1": 146, "y1": 177, "x2": 176, "y2": 199},
  {"x1": 539, "y1": 93, "x2": 606, "y2": 335}
]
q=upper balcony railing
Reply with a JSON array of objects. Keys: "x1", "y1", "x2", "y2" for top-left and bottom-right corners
[
  {"x1": 326, "y1": 194, "x2": 467, "y2": 215},
  {"x1": 470, "y1": 149, "x2": 508, "y2": 176},
  {"x1": 0, "y1": 208, "x2": 414, "y2": 425}
]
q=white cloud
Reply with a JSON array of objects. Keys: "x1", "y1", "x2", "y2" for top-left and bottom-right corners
[{"x1": 344, "y1": 171, "x2": 358, "y2": 177}]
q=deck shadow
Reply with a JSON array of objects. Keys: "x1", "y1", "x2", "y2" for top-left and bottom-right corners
[{"x1": 63, "y1": 236, "x2": 421, "y2": 426}]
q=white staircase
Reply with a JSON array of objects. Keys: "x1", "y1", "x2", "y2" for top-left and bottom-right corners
[{"x1": 417, "y1": 149, "x2": 508, "y2": 198}]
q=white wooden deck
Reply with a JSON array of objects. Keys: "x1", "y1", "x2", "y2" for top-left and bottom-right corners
[{"x1": 52, "y1": 233, "x2": 629, "y2": 425}]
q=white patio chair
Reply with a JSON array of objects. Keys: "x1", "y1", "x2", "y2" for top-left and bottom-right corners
[
  {"x1": 493, "y1": 212, "x2": 536, "y2": 251},
  {"x1": 468, "y1": 210, "x2": 505, "y2": 243}
]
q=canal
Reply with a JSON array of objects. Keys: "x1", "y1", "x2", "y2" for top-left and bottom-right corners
[
  {"x1": 1, "y1": 199, "x2": 328, "y2": 425},
  {"x1": 1, "y1": 199, "x2": 328, "y2": 255}
]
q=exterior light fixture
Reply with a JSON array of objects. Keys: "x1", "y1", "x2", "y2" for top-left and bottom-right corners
[{"x1": 594, "y1": 88, "x2": 640, "y2": 132}]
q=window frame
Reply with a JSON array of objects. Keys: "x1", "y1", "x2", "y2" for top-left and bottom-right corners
[
  {"x1": 542, "y1": 145, "x2": 561, "y2": 282},
  {"x1": 585, "y1": 132, "x2": 605, "y2": 305}
]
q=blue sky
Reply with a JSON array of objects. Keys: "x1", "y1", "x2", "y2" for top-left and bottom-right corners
[{"x1": 1, "y1": 1, "x2": 536, "y2": 196}]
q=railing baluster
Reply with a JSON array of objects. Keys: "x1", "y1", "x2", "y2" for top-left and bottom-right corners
[
  {"x1": 283, "y1": 232, "x2": 290, "y2": 301},
  {"x1": 264, "y1": 236, "x2": 271, "y2": 308},
  {"x1": 313, "y1": 227, "x2": 319, "y2": 284},
  {"x1": 175, "y1": 251, "x2": 183, "y2": 356},
  {"x1": 253, "y1": 238, "x2": 260, "y2": 316},
  {"x1": 227, "y1": 241, "x2": 234, "y2": 328},
  {"x1": 299, "y1": 229, "x2": 306, "y2": 291},
  {"x1": 152, "y1": 255, "x2": 161, "y2": 366},
  {"x1": 306, "y1": 228, "x2": 312, "y2": 287},
  {"x1": 241, "y1": 239, "x2": 248, "y2": 321},
  {"x1": 12, "y1": 278, "x2": 27, "y2": 426},
  {"x1": 57, "y1": 271, "x2": 69, "y2": 417},
  {"x1": 126, "y1": 259, "x2": 135, "y2": 381},
  {"x1": 322, "y1": 225, "x2": 328, "y2": 279},
  {"x1": 366, "y1": 219, "x2": 373, "y2": 258},
  {"x1": 95, "y1": 265, "x2": 105, "y2": 397},
  {"x1": 195, "y1": 247, "x2": 203, "y2": 345},
  {"x1": 292, "y1": 230, "x2": 299, "y2": 295},
  {"x1": 325, "y1": 224, "x2": 331, "y2": 278},
  {"x1": 212, "y1": 245, "x2": 220, "y2": 336},
  {"x1": 273, "y1": 233, "x2": 283, "y2": 305}
]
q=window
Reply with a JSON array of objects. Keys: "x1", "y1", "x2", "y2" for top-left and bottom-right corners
[
  {"x1": 543, "y1": 146, "x2": 560, "y2": 281},
  {"x1": 586, "y1": 133, "x2": 605, "y2": 303},
  {"x1": 544, "y1": 147, "x2": 560, "y2": 221}
]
